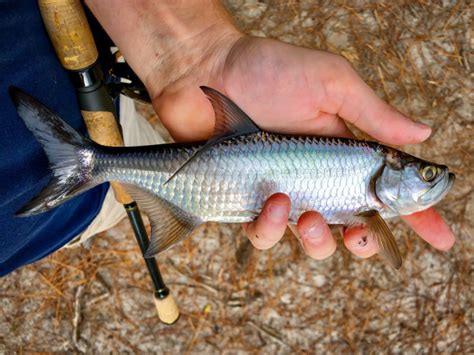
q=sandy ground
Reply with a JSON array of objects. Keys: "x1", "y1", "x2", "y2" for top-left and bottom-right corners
[{"x1": 1, "y1": 1, "x2": 472, "y2": 353}]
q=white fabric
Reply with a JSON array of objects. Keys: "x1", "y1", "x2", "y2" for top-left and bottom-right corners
[{"x1": 65, "y1": 96, "x2": 167, "y2": 247}]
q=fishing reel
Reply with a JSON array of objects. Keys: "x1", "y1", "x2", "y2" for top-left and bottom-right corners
[{"x1": 104, "y1": 50, "x2": 151, "y2": 104}]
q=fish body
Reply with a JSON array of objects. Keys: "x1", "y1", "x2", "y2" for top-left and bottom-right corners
[
  {"x1": 9, "y1": 86, "x2": 455, "y2": 268},
  {"x1": 95, "y1": 133, "x2": 386, "y2": 225}
]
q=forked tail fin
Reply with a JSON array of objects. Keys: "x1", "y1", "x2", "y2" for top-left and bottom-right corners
[{"x1": 9, "y1": 87, "x2": 101, "y2": 216}]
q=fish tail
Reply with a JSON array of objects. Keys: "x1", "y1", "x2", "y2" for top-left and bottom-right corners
[{"x1": 9, "y1": 87, "x2": 101, "y2": 217}]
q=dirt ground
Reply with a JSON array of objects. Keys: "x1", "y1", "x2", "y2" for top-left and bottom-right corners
[{"x1": 1, "y1": 0, "x2": 472, "y2": 353}]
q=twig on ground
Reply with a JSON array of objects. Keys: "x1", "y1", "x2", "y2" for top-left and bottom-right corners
[{"x1": 72, "y1": 285, "x2": 87, "y2": 353}]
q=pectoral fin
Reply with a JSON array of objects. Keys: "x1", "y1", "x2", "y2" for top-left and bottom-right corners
[
  {"x1": 164, "y1": 86, "x2": 261, "y2": 184},
  {"x1": 358, "y1": 210, "x2": 402, "y2": 269},
  {"x1": 124, "y1": 184, "x2": 201, "y2": 257}
]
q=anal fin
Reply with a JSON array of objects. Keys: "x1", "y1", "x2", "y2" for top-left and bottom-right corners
[
  {"x1": 358, "y1": 210, "x2": 403, "y2": 270},
  {"x1": 123, "y1": 184, "x2": 201, "y2": 257}
]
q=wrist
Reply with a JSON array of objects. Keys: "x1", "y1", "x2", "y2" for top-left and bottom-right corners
[
  {"x1": 86, "y1": 0, "x2": 242, "y2": 98},
  {"x1": 142, "y1": 2, "x2": 243, "y2": 99}
]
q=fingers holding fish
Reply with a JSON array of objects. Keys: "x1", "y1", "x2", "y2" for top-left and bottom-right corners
[
  {"x1": 402, "y1": 208, "x2": 455, "y2": 251},
  {"x1": 342, "y1": 226, "x2": 378, "y2": 259},
  {"x1": 296, "y1": 211, "x2": 337, "y2": 260},
  {"x1": 244, "y1": 193, "x2": 291, "y2": 250}
]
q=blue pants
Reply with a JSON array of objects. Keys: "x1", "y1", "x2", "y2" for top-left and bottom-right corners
[{"x1": 0, "y1": 2, "x2": 108, "y2": 276}]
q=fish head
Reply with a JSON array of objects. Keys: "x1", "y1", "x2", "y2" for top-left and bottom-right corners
[{"x1": 375, "y1": 149, "x2": 455, "y2": 216}]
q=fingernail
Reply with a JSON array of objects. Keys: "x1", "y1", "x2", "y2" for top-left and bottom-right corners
[
  {"x1": 302, "y1": 222, "x2": 324, "y2": 241},
  {"x1": 268, "y1": 204, "x2": 288, "y2": 222},
  {"x1": 415, "y1": 122, "x2": 432, "y2": 139}
]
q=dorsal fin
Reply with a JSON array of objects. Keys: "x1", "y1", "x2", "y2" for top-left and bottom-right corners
[
  {"x1": 123, "y1": 184, "x2": 201, "y2": 257},
  {"x1": 201, "y1": 86, "x2": 260, "y2": 138},
  {"x1": 164, "y1": 86, "x2": 261, "y2": 184}
]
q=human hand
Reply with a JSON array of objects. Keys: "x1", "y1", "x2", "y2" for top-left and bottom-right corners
[{"x1": 87, "y1": 0, "x2": 455, "y2": 261}]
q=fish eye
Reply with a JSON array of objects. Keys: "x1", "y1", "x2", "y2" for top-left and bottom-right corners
[{"x1": 420, "y1": 165, "x2": 438, "y2": 182}]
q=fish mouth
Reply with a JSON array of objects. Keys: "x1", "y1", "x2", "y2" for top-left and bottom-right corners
[{"x1": 448, "y1": 172, "x2": 456, "y2": 190}]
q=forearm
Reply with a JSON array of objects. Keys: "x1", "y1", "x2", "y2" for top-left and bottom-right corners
[{"x1": 85, "y1": 0, "x2": 241, "y2": 96}]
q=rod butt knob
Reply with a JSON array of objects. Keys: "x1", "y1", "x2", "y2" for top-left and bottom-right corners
[{"x1": 154, "y1": 293, "x2": 180, "y2": 325}]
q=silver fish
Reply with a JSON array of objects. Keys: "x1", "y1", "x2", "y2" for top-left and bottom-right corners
[{"x1": 10, "y1": 87, "x2": 455, "y2": 269}]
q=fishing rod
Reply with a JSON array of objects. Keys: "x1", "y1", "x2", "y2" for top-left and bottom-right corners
[{"x1": 38, "y1": 0, "x2": 179, "y2": 324}]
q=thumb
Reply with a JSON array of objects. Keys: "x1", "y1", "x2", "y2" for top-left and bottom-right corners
[
  {"x1": 152, "y1": 85, "x2": 215, "y2": 142},
  {"x1": 328, "y1": 59, "x2": 432, "y2": 145}
]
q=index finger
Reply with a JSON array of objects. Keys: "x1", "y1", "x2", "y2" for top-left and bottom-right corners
[{"x1": 401, "y1": 208, "x2": 455, "y2": 251}]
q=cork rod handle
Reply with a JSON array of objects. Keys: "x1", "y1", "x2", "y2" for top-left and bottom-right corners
[
  {"x1": 154, "y1": 293, "x2": 180, "y2": 325},
  {"x1": 38, "y1": 0, "x2": 98, "y2": 70}
]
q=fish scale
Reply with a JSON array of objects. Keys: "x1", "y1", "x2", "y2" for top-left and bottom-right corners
[{"x1": 94, "y1": 132, "x2": 385, "y2": 224}]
